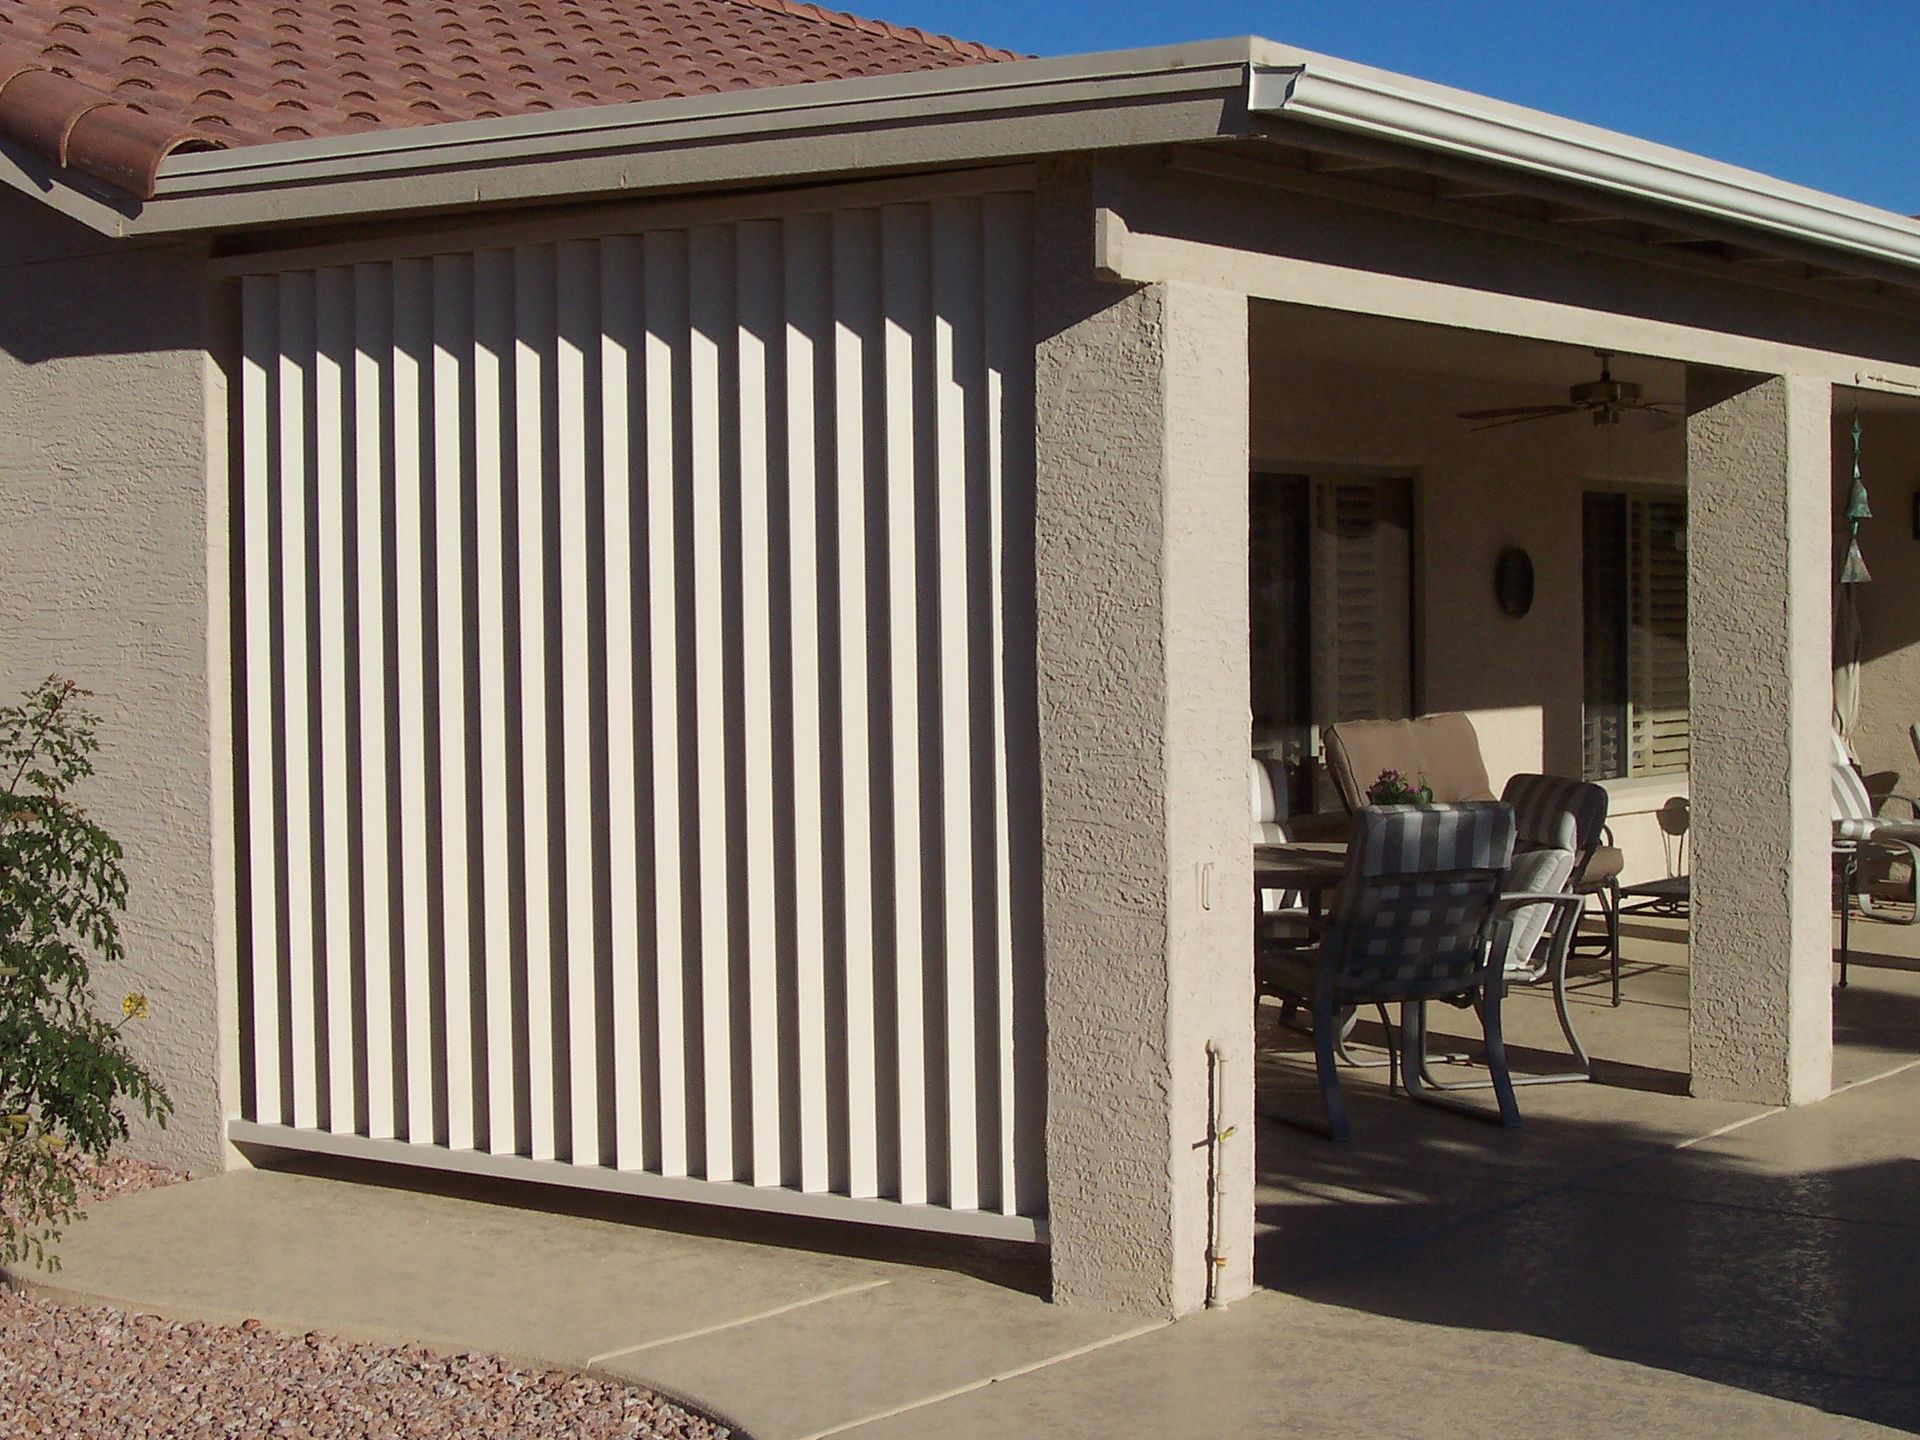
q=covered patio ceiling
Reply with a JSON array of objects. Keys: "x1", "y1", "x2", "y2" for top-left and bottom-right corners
[{"x1": 1185, "y1": 126, "x2": 1920, "y2": 310}]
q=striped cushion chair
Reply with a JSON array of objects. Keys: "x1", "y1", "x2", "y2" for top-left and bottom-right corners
[{"x1": 1258, "y1": 802, "x2": 1527, "y2": 1141}]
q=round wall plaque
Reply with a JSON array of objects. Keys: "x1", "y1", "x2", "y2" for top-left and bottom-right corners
[{"x1": 1495, "y1": 546, "x2": 1534, "y2": 619}]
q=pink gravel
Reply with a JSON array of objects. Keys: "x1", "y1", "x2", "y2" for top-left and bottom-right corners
[{"x1": 0, "y1": 1159, "x2": 732, "y2": 1440}]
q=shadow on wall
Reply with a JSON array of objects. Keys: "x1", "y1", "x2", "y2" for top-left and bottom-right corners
[
  {"x1": 1253, "y1": 998, "x2": 1920, "y2": 1433},
  {"x1": 0, "y1": 185, "x2": 202, "y2": 365}
]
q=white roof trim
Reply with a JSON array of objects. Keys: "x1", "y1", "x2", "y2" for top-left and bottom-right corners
[
  {"x1": 15, "y1": 30, "x2": 1920, "y2": 274},
  {"x1": 1246, "y1": 46, "x2": 1920, "y2": 275}
]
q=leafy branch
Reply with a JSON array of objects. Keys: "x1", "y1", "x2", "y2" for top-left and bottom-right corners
[{"x1": 0, "y1": 677, "x2": 168, "y2": 1270}]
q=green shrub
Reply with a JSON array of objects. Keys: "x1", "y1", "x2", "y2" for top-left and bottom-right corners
[{"x1": 0, "y1": 677, "x2": 168, "y2": 1270}]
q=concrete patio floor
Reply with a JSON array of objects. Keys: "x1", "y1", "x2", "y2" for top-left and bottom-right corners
[{"x1": 11, "y1": 909, "x2": 1920, "y2": 1438}]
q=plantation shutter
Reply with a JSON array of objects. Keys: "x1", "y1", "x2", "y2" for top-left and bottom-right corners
[
  {"x1": 1629, "y1": 496, "x2": 1689, "y2": 776},
  {"x1": 1582, "y1": 493, "x2": 1630, "y2": 780},
  {"x1": 1308, "y1": 477, "x2": 1413, "y2": 728}
]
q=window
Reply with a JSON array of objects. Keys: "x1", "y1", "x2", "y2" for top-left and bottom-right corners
[
  {"x1": 1251, "y1": 473, "x2": 1415, "y2": 810},
  {"x1": 1583, "y1": 491, "x2": 1688, "y2": 780}
]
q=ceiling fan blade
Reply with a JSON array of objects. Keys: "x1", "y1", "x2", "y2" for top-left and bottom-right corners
[
  {"x1": 1455, "y1": 404, "x2": 1577, "y2": 421},
  {"x1": 1471, "y1": 410, "x2": 1578, "y2": 432}
]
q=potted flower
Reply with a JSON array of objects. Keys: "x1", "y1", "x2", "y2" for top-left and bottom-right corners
[{"x1": 1366, "y1": 767, "x2": 1434, "y2": 806}]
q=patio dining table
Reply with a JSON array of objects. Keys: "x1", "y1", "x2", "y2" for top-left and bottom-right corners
[{"x1": 1254, "y1": 840, "x2": 1347, "y2": 921}]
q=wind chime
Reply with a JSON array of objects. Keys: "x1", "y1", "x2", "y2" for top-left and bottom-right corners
[
  {"x1": 1834, "y1": 405, "x2": 1872, "y2": 754},
  {"x1": 1841, "y1": 406, "x2": 1872, "y2": 583}
]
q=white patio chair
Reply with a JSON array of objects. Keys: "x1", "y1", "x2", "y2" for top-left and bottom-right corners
[{"x1": 1833, "y1": 731, "x2": 1920, "y2": 987}]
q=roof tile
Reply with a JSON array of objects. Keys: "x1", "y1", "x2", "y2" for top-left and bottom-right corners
[{"x1": 0, "y1": 0, "x2": 1016, "y2": 200}]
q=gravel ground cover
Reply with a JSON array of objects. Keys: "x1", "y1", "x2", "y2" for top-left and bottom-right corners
[{"x1": 0, "y1": 1161, "x2": 732, "y2": 1440}]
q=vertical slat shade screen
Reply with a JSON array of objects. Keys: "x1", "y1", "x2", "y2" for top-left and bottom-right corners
[{"x1": 231, "y1": 195, "x2": 1045, "y2": 1240}]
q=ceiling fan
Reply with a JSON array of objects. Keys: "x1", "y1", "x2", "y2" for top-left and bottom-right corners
[{"x1": 1457, "y1": 352, "x2": 1682, "y2": 432}]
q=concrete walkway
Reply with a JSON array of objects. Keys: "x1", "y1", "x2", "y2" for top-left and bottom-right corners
[
  {"x1": 12, "y1": 914, "x2": 1920, "y2": 1437},
  {"x1": 15, "y1": 1069, "x2": 1918, "y2": 1438}
]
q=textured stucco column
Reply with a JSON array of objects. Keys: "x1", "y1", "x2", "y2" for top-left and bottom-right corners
[
  {"x1": 1687, "y1": 371, "x2": 1834, "y2": 1105},
  {"x1": 0, "y1": 193, "x2": 223, "y2": 1172},
  {"x1": 1032, "y1": 172, "x2": 1253, "y2": 1315}
]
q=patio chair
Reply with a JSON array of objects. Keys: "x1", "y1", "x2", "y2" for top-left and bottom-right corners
[
  {"x1": 1251, "y1": 755, "x2": 1312, "y2": 948},
  {"x1": 1833, "y1": 731, "x2": 1920, "y2": 985},
  {"x1": 1323, "y1": 714, "x2": 1626, "y2": 992},
  {"x1": 1257, "y1": 801, "x2": 1543, "y2": 1141},
  {"x1": 1415, "y1": 775, "x2": 1608, "y2": 1090}
]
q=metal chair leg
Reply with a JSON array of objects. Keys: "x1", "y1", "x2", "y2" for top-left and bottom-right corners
[
  {"x1": 1606, "y1": 877, "x2": 1622, "y2": 1006},
  {"x1": 1401, "y1": 1000, "x2": 1519, "y2": 1127},
  {"x1": 1838, "y1": 852, "x2": 1856, "y2": 990},
  {"x1": 1334, "y1": 1005, "x2": 1394, "y2": 1069},
  {"x1": 1415, "y1": 972, "x2": 1589, "y2": 1089},
  {"x1": 1853, "y1": 841, "x2": 1920, "y2": 924},
  {"x1": 1312, "y1": 997, "x2": 1351, "y2": 1142},
  {"x1": 1480, "y1": 977, "x2": 1523, "y2": 1129}
]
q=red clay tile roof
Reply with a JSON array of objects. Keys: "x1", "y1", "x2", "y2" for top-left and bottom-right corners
[{"x1": 0, "y1": 0, "x2": 1016, "y2": 200}]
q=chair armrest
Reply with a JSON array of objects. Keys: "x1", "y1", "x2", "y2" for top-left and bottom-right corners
[{"x1": 1497, "y1": 892, "x2": 1588, "y2": 917}]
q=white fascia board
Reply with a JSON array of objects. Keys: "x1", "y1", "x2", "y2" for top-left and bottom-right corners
[
  {"x1": 118, "y1": 42, "x2": 1255, "y2": 234},
  {"x1": 1246, "y1": 42, "x2": 1920, "y2": 276}
]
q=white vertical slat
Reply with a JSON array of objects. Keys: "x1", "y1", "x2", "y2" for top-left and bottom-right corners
[
  {"x1": 880, "y1": 206, "x2": 929, "y2": 1205},
  {"x1": 983, "y1": 193, "x2": 1029, "y2": 1213},
  {"x1": 514, "y1": 245, "x2": 559, "y2": 1162},
  {"x1": 782, "y1": 214, "x2": 831, "y2": 1194},
  {"x1": 240, "y1": 276, "x2": 284, "y2": 1126},
  {"x1": 235, "y1": 195, "x2": 1040, "y2": 1225},
  {"x1": 353, "y1": 265, "x2": 397, "y2": 1141},
  {"x1": 688, "y1": 225, "x2": 736, "y2": 1182},
  {"x1": 391, "y1": 258, "x2": 437, "y2": 1145},
  {"x1": 735, "y1": 220, "x2": 783, "y2": 1188},
  {"x1": 600, "y1": 237, "x2": 647, "y2": 1171},
  {"x1": 313, "y1": 267, "x2": 358, "y2": 1135},
  {"x1": 930, "y1": 203, "x2": 980, "y2": 1209},
  {"x1": 830, "y1": 210, "x2": 881, "y2": 1200},
  {"x1": 472, "y1": 250, "x2": 518, "y2": 1155},
  {"x1": 556, "y1": 241, "x2": 603, "y2": 1167},
  {"x1": 643, "y1": 233, "x2": 690, "y2": 1177},
  {"x1": 277, "y1": 273, "x2": 320, "y2": 1132},
  {"x1": 432, "y1": 255, "x2": 476, "y2": 1152}
]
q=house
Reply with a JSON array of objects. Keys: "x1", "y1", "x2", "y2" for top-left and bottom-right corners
[{"x1": 3, "y1": 1, "x2": 1917, "y2": 1320}]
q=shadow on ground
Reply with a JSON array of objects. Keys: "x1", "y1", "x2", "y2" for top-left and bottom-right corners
[{"x1": 1254, "y1": 914, "x2": 1920, "y2": 1433}]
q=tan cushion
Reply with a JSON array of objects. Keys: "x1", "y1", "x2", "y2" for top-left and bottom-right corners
[
  {"x1": 1577, "y1": 844, "x2": 1625, "y2": 888},
  {"x1": 1323, "y1": 713, "x2": 1495, "y2": 812},
  {"x1": 1413, "y1": 713, "x2": 1497, "y2": 803}
]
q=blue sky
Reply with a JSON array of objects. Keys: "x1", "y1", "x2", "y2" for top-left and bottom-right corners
[{"x1": 876, "y1": 2, "x2": 1919, "y2": 214}]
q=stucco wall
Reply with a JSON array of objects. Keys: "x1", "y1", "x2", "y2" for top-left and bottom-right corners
[
  {"x1": 0, "y1": 189, "x2": 220, "y2": 1174},
  {"x1": 1687, "y1": 372, "x2": 1833, "y2": 1105},
  {"x1": 1249, "y1": 340, "x2": 1688, "y2": 879},
  {"x1": 1033, "y1": 168, "x2": 1253, "y2": 1315}
]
